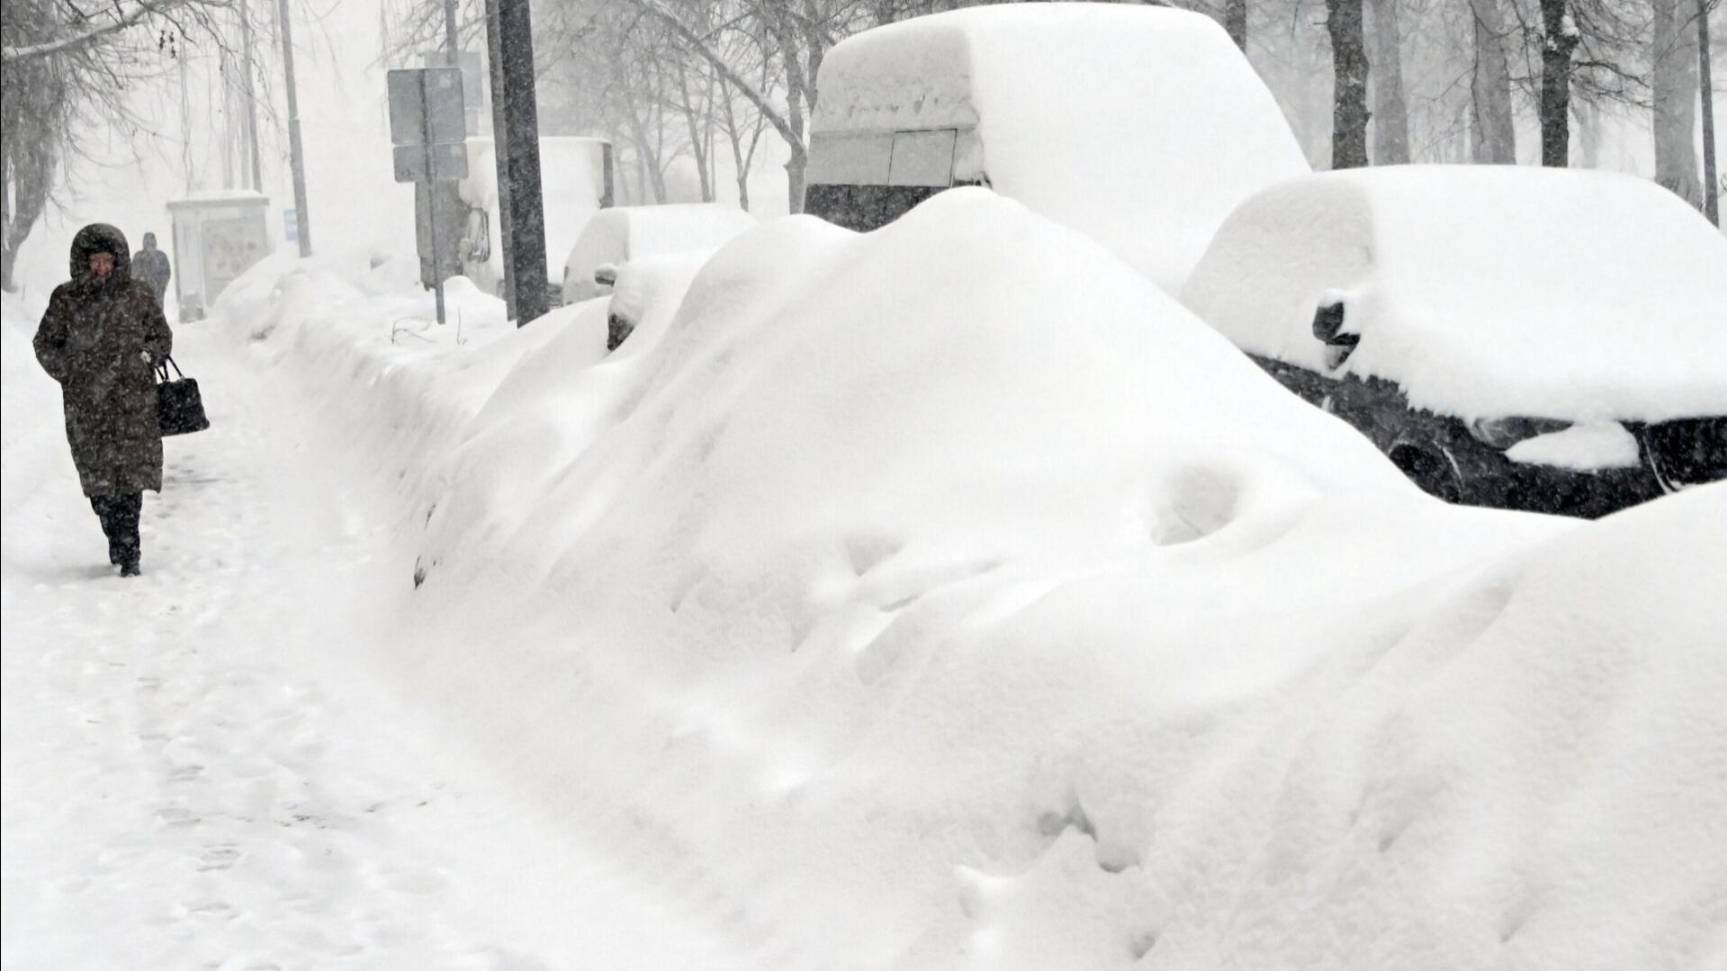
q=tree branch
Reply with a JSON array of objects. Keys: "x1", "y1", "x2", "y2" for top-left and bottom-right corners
[
  {"x1": 614, "y1": 0, "x2": 801, "y2": 154},
  {"x1": 1, "y1": 0, "x2": 188, "y2": 63}
]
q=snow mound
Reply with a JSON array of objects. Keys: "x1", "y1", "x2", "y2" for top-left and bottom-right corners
[
  {"x1": 426, "y1": 188, "x2": 1413, "y2": 588},
  {"x1": 1182, "y1": 166, "x2": 1727, "y2": 422},
  {"x1": 393, "y1": 190, "x2": 1596, "y2": 964},
  {"x1": 813, "y1": 3, "x2": 1310, "y2": 291},
  {"x1": 607, "y1": 250, "x2": 712, "y2": 331},
  {"x1": 173, "y1": 188, "x2": 1723, "y2": 969},
  {"x1": 1168, "y1": 481, "x2": 1727, "y2": 968}
]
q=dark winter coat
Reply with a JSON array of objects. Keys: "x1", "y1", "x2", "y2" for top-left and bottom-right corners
[
  {"x1": 33, "y1": 224, "x2": 174, "y2": 497},
  {"x1": 134, "y1": 242, "x2": 172, "y2": 305}
]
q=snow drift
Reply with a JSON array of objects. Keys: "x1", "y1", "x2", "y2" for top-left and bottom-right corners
[{"x1": 205, "y1": 189, "x2": 1725, "y2": 969}]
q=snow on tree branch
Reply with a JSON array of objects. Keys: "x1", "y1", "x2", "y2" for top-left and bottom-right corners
[{"x1": 0, "y1": 0, "x2": 188, "y2": 64}]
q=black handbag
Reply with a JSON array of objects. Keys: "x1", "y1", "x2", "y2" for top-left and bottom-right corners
[{"x1": 155, "y1": 355, "x2": 210, "y2": 436}]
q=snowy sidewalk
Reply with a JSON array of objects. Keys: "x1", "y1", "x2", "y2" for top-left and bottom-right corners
[{"x1": 2, "y1": 321, "x2": 750, "y2": 970}]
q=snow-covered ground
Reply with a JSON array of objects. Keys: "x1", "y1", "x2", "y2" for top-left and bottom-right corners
[
  {"x1": 1, "y1": 290, "x2": 757, "y2": 969},
  {"x1": 6, "y1": 190, "x2": 1726, "y2": 969}
]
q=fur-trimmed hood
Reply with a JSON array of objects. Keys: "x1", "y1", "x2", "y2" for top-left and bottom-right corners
[{"x1": 69, "y1": 223, "x2": 132, "y2": 284}]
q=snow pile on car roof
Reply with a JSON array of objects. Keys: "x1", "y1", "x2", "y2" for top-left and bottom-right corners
[
  {"x1": 1182, "y1": 166, "x2": 1727, "y2": 422},
  {"x1": 563, "y1": 203, "x2": 757, "y2": 301},
  {"x1": 813, "y1": 3, "x2": 1311, "y2": 291}
]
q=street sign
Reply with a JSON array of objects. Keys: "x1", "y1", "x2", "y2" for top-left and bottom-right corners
[
  {"x1": 387, "y1": 67, "x2": 466, "y2": 145},
  {"x1": 387, "y1": 67, "x2": 468, "y2": 185},
  {"x1": 284, "y1": 208, "x2": 297, "y2": 242},
  {"x1": 421, "y1": 50, "x2": 485, "y2": 136},
  {"x1": 392, "y1": 142, "x2": 468, "y2": 183},
  {"x1": 387, "y1": 65, "x2": 470, "y2": 325}
]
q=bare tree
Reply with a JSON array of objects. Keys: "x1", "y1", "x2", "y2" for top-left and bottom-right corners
[
  {"x1": 1226, "y1": 0, "x2": 1248, "y2": 48},
  {"x1": 1701, "y1": 0, "x2": 1719, "y2": 223},
  {"x1": 1652, "y1": 0, "x2": 1702, "y2": 201},
  {"x1": 1328, "y1": 0, "x2": 1373, "y2": 166},
  {"x1": 712, "y1": 25, "x2": 778, "y2": 210},
  {"x1": 1370, "y1": 0, "x2": 1412, "y2": 161},
  {"x1": 2, "y1": 0, "x2": 233, "y2": 290},
  {"x1": 1470, "y1": 0, "x2": 1518, "y2": 160},
  {"x1": 1537, "y1": 0, "x2": 1581, "y2": 164},
  {"x1": 610, "y1": 0, "x2": 874, "y2": 213}
]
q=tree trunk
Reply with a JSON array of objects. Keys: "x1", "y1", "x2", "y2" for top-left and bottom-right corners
[
  {"x1": 800, "y1": 0, "x2": 826, "y2": 114},
  {"x1": 767, "y1": 12, "x2": 810, "y2": 211},
  {"x1": 1369, "y1": 0, "x2": 1410, "y2": 163},
  {"x1": 1226, "y1": 0, "x2": 1248, "y2": 50},
  {"x1": 1328, "y1": 0, "x2": 1371, "y2": 168},
  {"x1": 1701, "y1": 0, "x2": 1719, "y2": 224},
  {"x1": 1539, "y1": 0, "x2": 1579, "y2": 166},
  {"x1": 718, "y1": 74, "x2": 765, "y2": 211},
  {"x1": 675, "y1": 64, "x2": 715, "y2": 202},
  {"x1": 785, "y1": 130, "x2": 807, "y2": 214},
  {"x1": 611, "y1": 46, "x2": 667, "y2": 203},
  {"x1": 1470, "y1": 0, "x2": 1517, "y2": 162},
  {"x1": 1578, "y1": 96, "x2": 1603, "y2": 167},
  {"x1": 1653, "y1": 0, "x2": 1703, "y2": 205}
]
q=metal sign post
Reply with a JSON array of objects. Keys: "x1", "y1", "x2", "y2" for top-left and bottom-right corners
[{"x1": 388, "y1": 67, "x2": 468, "y2": 324}]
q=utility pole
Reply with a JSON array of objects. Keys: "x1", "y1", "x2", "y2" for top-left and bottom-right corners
[
  {"x1": 484, "y1": 0, "x2": 514, "y2": 319},
  {"x1": 484, "y1": 0, "x2": 548, "y2": 324},
  {"x1": 278, "y1": 0, "x2": 312, "y2": 256},
  {"x1": 240, "y1": 0, "x2": 263, "y2": 192},
  {"x1": 1700, "y1": 0, "x2": 1719, "y2": 226}
]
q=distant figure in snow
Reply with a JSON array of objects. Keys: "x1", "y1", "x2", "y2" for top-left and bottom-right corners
[
  {"x1": 134, "y1": 231, "x2": 172, "y2": 308},
  {"x1": 33, "y1": 224, "x2": 174, "y2": 577}
]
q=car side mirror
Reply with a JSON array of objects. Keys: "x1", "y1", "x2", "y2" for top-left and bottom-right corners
[
  {"x1": 593, "y1": 264, "x2": 618, "y2": 289},
  {"x1": 1312, "y1": 298, "x2": 1359, "y2": 368},
  {"x1": 1311, "y1": 300, "x2": 1358, "y2": 348}
]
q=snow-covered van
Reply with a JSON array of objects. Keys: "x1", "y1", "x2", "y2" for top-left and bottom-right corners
[
  {"x1": 803, "y1": 3, "x2": 1311, "y2": 292},
  {"x1": 455, "y1": 136, "x2": 614, "y2": 302},
  {"x1": 1181, "y1": 165, "x2": 1727, "y2": 517}
]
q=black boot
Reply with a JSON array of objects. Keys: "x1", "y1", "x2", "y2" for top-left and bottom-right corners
[
  {"x1": 115, "y1": 493, "x2": 143, "y2": 577},
  {"x1": 92, "y1": 495, "x2": 121, "y2": 567}
]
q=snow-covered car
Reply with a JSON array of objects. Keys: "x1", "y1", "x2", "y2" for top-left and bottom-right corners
[
  {"x1": 595, "y1": 251, "x2": 716, "y2": 354},
  {"x1": 803, "y1": 3, "x2": 1310, "y2": 292},
  {"x1": 1182, "y1": 165, "x2": 1727, "y2": 517},
  {"x1": 560, "y1": 203, "x2": 758, "y2": 317}
]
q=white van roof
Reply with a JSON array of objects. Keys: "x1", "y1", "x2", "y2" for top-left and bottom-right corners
[{"x1": 811, "y1": 3, "x2": 1311, "y2": 291}]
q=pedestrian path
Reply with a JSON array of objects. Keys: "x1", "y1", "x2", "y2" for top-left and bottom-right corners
[{"x1": 2, "y1": 323, "x2": 751, "y2": 970}]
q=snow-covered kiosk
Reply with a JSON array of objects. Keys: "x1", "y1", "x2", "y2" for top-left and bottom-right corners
[{"x1": 166, "y1": 191, "x2": 271, "y2": 320}]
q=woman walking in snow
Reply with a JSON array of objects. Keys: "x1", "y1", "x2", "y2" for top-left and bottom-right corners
[{"x1": 33, "y1": 224, "x2": 174, "y2": 577}]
